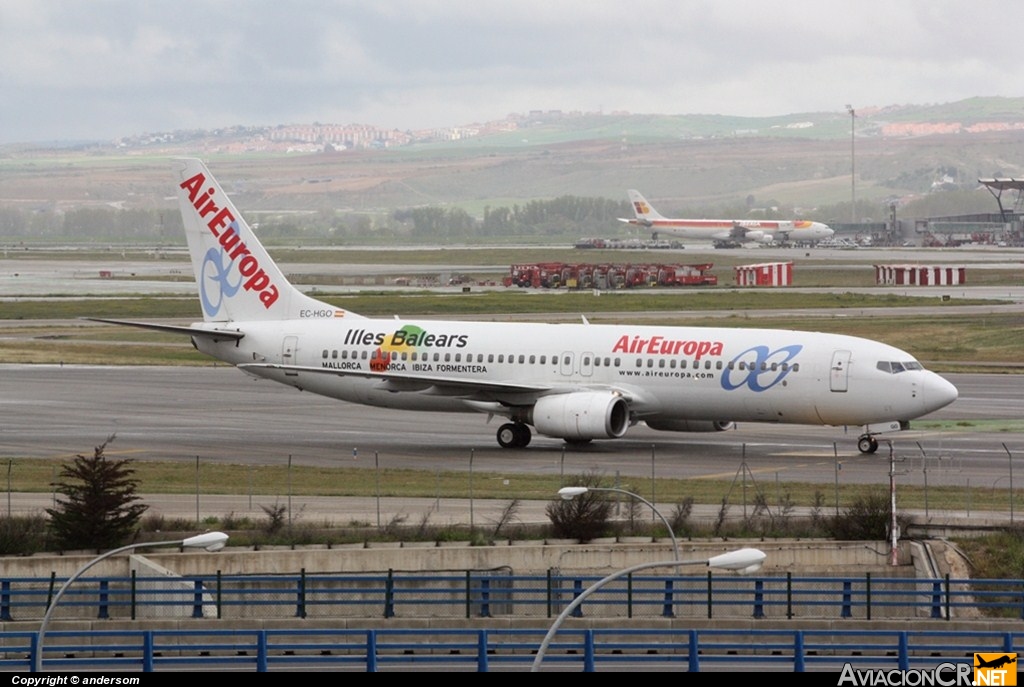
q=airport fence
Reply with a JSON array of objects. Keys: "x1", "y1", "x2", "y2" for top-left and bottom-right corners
[
  {"x1": 4, "y1": 627, "x2": 1023, "y2": 672},
  {"x1": 2, "y1": 571, "x2": 1023, "y2": 622}
]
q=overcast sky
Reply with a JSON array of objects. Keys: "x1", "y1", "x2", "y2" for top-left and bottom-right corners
[{"x1": 2, "y1": 1, "x2": 1021, "y2": 144}]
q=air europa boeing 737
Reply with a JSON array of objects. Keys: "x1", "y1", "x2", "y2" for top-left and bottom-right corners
[{"x1": 92, "y1": 159, "x2": 956, "y2": 454}]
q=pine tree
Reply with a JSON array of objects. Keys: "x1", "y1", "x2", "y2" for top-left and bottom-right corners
[{"x1": 46, "y1": 437, "x2": 148, "y2": 551}]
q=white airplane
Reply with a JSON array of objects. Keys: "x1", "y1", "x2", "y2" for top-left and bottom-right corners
[
  {"x1": 93, "y1": 159, "x2": 956, "y2": 454},
  {"x1": 620, "y1": 189, "x2": 834, "y2": 247}
]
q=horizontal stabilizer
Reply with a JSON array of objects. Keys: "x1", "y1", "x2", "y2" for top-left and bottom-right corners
[{"x1": 85, "y1": 317, "x2": 245, "y2": 341}]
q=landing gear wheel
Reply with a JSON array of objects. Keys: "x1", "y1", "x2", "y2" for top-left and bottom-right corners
[
  {"x1": 497, "y1": 423, "x2": 531, "y2": 449},
  {"x1": 857, "y1": 435, "x2": 879, "y2": 454},
  {"x1": 513, "y1": 423, "x2": 532, "y2": 448}
]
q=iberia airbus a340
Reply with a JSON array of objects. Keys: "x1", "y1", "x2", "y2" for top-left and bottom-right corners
[
  {"x1": 92, "y1": 159, "x2": 956, "y2": 454},
  {"x1": 620, "y1": 189, "x2": 834, "y2": 247}
]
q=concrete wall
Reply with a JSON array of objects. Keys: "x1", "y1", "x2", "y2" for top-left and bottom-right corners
[{"x1": 2, "y1": 539, "x2": 913, "y2": 579}]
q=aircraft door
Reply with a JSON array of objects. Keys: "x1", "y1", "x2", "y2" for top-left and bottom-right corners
[
  {"x1": 830, "y1": 349, "x2": 851, "y2": 392},
  {"x1": 282, "y1": 336, "x2": 299, "y2": 376},
  {"x1": 580, "y1": 351, "x2": 594, "y2": 378},
  {"x1": 560, "y1": 351, "x2": 574, "y2": 377}
]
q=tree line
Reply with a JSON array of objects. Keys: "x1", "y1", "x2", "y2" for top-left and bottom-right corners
[{"x1": 0, "y1": 190, "x2": 996, "y2": 244}]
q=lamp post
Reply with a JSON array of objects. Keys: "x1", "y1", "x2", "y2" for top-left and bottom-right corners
[
  {"x1": 531, "y1": 547, "x2": 766, "y2": 671},
  {"x1": 846, "y1": 104, "x2": 856, "y2": 225},
  {"x1": 34, "y1": 531, "x2": 228, "y2": 673},
  {"x1": 557, "y1": 485, "x2": 679, "y2": 562}
]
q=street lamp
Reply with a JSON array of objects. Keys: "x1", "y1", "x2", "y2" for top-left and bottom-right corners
[
  {"x1": 557, "y1": 485, "x2": 679, "y2": 562},
  {"x1": 531, "y1": 546, "x2": 766, "y2": 671},
  {"x1": 846, "y1": 104, "x2": 856, "y2": 225},
  {"x1": 34, "y1": 531, "x2": 229, "y2": 672}
]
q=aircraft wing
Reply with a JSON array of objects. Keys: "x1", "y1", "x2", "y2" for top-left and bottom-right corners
[
  {"x1": 239, "y1": 362, "x2": 554, "y2": 396},
  {"x1": 85, "y1": 317, "x2": 245, "y2": 341},
  {"x1": 238, "y1": 362, "x2": 650, "y2": 406}
]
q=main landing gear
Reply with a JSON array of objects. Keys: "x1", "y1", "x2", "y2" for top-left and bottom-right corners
[
  {"x1": 857, "y1": 434, "x2": 879, "y2": 454},
  {"x1": 497, "y1": 422, "x2": 532, "y2": 449}
]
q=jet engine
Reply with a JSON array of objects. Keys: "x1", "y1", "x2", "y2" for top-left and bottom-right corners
[
  {"x1": 744, "y1": 230, "x2": 773, "y2": 244},
  {"x1": 527, "y1": 392, "x2": 630, "y2": 440},
  {"x1": 645, "y1": 419, "x2": 735, "y2": 433}
]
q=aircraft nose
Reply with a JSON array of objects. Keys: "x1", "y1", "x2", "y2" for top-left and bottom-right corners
[{"x1": 923, "y1": 373, "x2": 958, "y2": 413}]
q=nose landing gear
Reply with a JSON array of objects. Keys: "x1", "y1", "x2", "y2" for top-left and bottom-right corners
[{"x1": 857, "y1": 434, "x2": 880, "y2": 454}]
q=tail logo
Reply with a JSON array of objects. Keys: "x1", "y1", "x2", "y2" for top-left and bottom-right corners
[
  {"x1": 633, "y1": 201, "x2": 650, "y2": 215},
  {"x1": 200, "y1": 247, "x2": 242, "y2": 318},
  {"x1": 180, "y1": 172, "x2": 281, "y2": 312}
]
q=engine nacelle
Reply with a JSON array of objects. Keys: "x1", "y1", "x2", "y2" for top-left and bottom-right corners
[
  {"x1": 527, "y1": 392, "x2": 630, "y2": 440},
  {"x1": 645, "y1": 419, "x2": 735, "y2": 433}
]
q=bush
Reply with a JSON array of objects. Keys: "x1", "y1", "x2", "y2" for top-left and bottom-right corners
[
  {"x1": 546, "y1": 473, "x2": 614, "y2": 542},
  {"x1": 0, "y1": 515, "x2": 48, "y2": 555},
  {"x1": 828, "y1": 490, "x2": 906, "y2": 540}
]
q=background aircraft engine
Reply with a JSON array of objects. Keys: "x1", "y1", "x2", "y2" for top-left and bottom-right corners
[
  {"x1": 529, "y1": 392, "x2": 630, "y2": 440},
  {"x1": 645, "y1": 419, "x2": 735, "y2": 433}
]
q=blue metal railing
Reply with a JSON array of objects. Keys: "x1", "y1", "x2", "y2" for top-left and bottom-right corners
[
  {"x1": 3, "y1": 572, "x2": 1024, "y2": 621},
  {"x1": 5, "y1": 627, "x2": 1022, "y2": 672}
]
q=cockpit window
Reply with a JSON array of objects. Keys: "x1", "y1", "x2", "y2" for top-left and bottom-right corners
[{"x1": 877, "y1": 360, "x2": 923, "y2": 374}]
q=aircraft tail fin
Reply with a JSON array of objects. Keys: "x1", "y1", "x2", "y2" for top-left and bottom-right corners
[
  {"x1": 174, "y1": 158, "x2": 363, "y2": 323},
  {"x1": 626, "y1": 189, "x2": 665, "y2": 224}
]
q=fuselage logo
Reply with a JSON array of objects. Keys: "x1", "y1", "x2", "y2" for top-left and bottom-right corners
[
  {"x1": 612, "y1": 335, "x2": 723, "y2": 360},
  {"x1": 721, "y1": 344, "x2": 803, "y2": 392}
]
